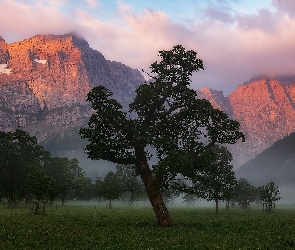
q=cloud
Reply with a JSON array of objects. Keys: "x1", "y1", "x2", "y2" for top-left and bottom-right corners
[
  {"x1": 0, "y1": 0, "x2": 80, "y2": 42},
  {"x1": 2, "y1": 0, "x2": 295, "y2": 95},
  {"x1": 272, "y1": 0, "x2": 295, "y2": 17},
  {"x1": 205, "y1": 7, "x2": 235, "y2": 23},
  {"x1": 236, "y1": 9, "x2": 281, "y2": 34}
]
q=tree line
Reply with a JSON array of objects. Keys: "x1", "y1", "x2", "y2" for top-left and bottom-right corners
[
  {"x1": 0, "y1": 130, "x2": 89, "y2": 213},
  {"x1": 0, "y1": 129, "x2": 280, "y2": 215}
]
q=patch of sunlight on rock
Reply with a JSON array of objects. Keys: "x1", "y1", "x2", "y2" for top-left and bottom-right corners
[
  {"x1": 0, "y1": 64, "x2": 12, "y2": 75},
  {"x1": 34, "y1": 59, "x2": 47, "y2": 64}
]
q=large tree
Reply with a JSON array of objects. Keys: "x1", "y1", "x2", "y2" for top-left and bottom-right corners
[
  {"x1": 101, "y1": 171, "x2": 123, "y2": 207},
  {"x1": 80, "y1": 45, "x2": 244, "y2": 226}
]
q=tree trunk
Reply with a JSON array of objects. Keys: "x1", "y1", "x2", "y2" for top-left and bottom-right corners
[
  {"x1": 8, "y1": 188, "x2": 14, "y2": 207},
  {"x1": 49, "y1": 196, "x2": 55, "y2": 206},
  {"x1": 130, "y1": 189, "x2": 135, "y2": 204},
  {"x1": 34, "y1": 201, "x2": 40, "y2": 215},
  {"x1": 135, "y1": 145, "x2": 173, "y2": 226},
  {"x1": 215, "y1": 199, "x2": 219, "y2": 214},
  {"x1": 61, "y1": 194, "x2": 65, "y2": 206}
]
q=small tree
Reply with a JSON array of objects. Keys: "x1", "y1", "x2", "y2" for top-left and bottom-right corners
[
  {"x1": 101, "y1": 171, "x2": 123, "y2": 207},
  {"x1": 44, "y1": 157, "x2": 86, "y2": 205},
  {"x1": 189, "y1": 146, "x2": 236, "y2": 213},
  {"x1": 182, "y1": 193, "x2": 197, "y2": 206},
  {"x1": 233, "y1": 178, "x2": 257, "y2": 209},
  {"x1": 68, "y1": 177, "x2": 95, "y2": 201},
  {"x1": 27, "y1": 169, "x2": 57, "y2": 214},
  {"x1": 160, "y1": 186, "x2": 181, "y2": 205},
  {"x1": 260, "y1": 180, "x2": 281, "y2": 212},
  {"x1": 115, "y1": 164, "x2": 143, "y2": 204}
]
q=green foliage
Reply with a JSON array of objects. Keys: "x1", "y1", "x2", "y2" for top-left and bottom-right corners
[
  {"x1": 188, "y1": 145, "x2": 236, "y2": 212},
  {"x1": 44, "y1": 157, "x2": 86, "y2": 204},
  {"x1": 260, "y1": 180, "x2": 281, "y2": 211},
  {"x1": 80, "y1": 44, "x2": 244, "y2": 177},
  {"x1": 115, "y1": 164, "x2": 145, "y2": 204},
  {"x1": 26, "y1": 169, "x2": 57, "y2": 214},
  {"x1": 27, "y1": 169, "x2": 57, "y2": 201},
  {"x1": 0, "y1": 130, "x2": 50, "y2": 204},
  {"x1": 67, "y1": 177, "x2": 95, "y2": 201},
  {"x1": 101, "y1": 171, "x2": 123, "y2": 205},
  {"x1": 182, "y1": 193, "x2": 197, "y2": 206},
  {"x1": 233, "y1": 178, "x2": 259, "y2": 209}
]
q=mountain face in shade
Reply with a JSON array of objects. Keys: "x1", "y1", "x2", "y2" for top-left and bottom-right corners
[
  {"x1": 0, "y1": 34, "x2": 145, "y2": 143},
  {"x1": 235, "y1": 132, "x2": 295, "y2": 187}
]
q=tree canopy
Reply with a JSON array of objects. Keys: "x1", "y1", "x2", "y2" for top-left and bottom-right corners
[
  {"x1": 188, "y1": 145, "x2": 236, "y2": 213},
  {"x1": 259, "y1": 180, "x2": 281, "y2": 212},
  {"x1": 233, "y1": 178, "x2": 258, "y2": 209},
  {"x1": 0, "y1": 129, "x2": 86, "y2": 207},
  {"x1": 80, "y1": 45, "x2": 245, "y2": 226},
  {"x1": 0, "y1": 130, "x2": 49, "y2": 205}
]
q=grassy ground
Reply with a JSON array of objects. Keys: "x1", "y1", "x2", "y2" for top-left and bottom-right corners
[{"x1": 0, "y1": 202, "x2": 295, "y2": 249}]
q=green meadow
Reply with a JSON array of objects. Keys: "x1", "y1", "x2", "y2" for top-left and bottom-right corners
[{"x1": 1, "y1": 203, "x2": 295, "y2": 249}]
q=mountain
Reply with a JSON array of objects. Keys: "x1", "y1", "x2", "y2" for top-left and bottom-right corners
[
  {"x1": 198, "y1": 76, "x2": 295, "y2": 167},
  {"x1": 235, "y1": 132, "x2": 295, "y2": 187},
  {"x1": 0, "y1": 33, "x2": 145, "y2": 178},
  {"x1": 2, "y1": 33, "x2": 295, "y2": 171},
  {"x1": 0, "y1": 33, "x2": 144, "y2": 142}
]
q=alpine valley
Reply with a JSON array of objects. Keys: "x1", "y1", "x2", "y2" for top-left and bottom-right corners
[{"x1": 1, "y1": 33, "x2": 295, "y2": 175}]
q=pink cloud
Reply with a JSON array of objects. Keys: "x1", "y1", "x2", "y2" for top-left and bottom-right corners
[
  {"x1": 236, "y1": 9, "x2": 281, "y2": 34},
  {"x1": 0, "y1": 0, "x2": 81, "y2": 42}
]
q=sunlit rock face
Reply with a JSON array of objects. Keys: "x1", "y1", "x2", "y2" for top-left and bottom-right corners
[
  {"x1": 0, "y1": 34, "x2": 145, "y2": 142},
  {"x1": 198, "y1": 76, "x2": 295, "y2": 168}
]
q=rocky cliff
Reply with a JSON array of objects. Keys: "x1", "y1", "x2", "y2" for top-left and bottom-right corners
[
  {"x1": 198, "y1": 76, "x2": 295, "y2": 167},
  {"x1": 0, "y1": 33, "x2": 144, "y2": 143}
]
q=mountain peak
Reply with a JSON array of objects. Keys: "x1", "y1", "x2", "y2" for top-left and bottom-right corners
[{"x1": 0, "y1": 33, "x2": 144, "y2": 121}]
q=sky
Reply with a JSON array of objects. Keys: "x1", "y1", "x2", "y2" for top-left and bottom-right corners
[{"x1": 1, "y1": 0, "x2": 295, "y2": 94}]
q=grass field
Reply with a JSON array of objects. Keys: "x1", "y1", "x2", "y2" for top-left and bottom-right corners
[{"x1": 0, "y1": 202, "x2": 295, "y2": 249}]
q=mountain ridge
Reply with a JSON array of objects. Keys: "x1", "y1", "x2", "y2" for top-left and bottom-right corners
[{"x1": 1, "y1": 34, "x2": 295, "y2": 169}]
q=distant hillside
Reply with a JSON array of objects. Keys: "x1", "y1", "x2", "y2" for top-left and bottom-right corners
[{"x1": 235, "y1": 132, "x2": 295, "y2": 187}]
